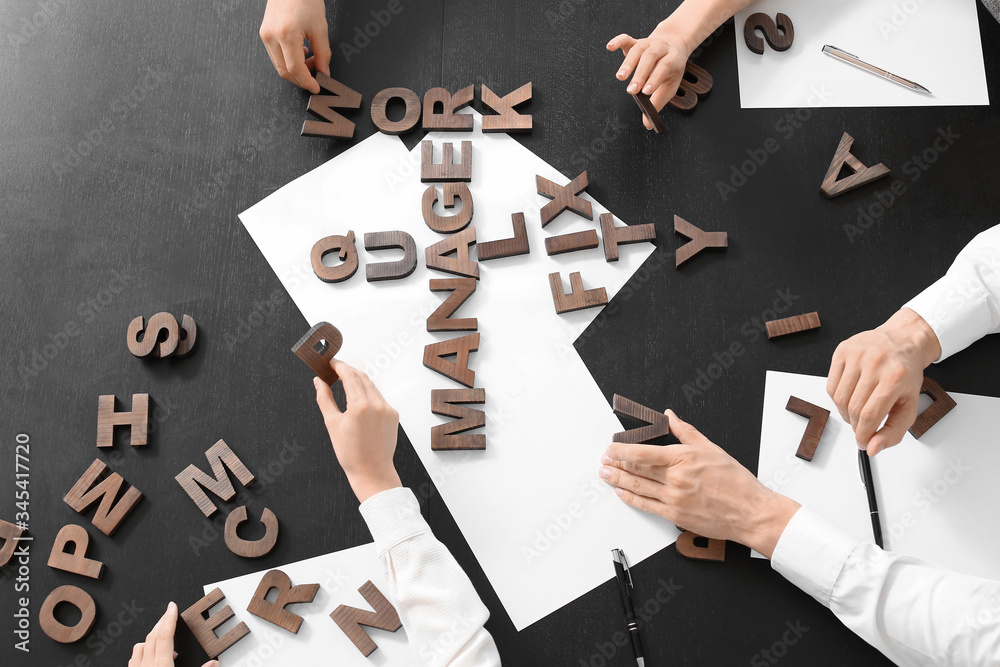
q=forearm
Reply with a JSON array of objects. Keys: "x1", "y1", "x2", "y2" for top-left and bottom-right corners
[{"x1": 659, "y1": 0, "x2": 760, "y2": 53}]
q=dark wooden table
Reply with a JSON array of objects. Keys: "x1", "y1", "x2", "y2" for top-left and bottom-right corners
[{"x1": 2, "y1": 0, "x2": 998, "y2": 664}]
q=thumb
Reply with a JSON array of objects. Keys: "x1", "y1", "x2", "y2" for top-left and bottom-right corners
[
  {"x1": 314, "y1": 376, "x2": 341, "y2": 422},
  {"x1": 308, "y1": 27, "x2": 332, "y2": 76},
  {"x1": 868, "y1": 398, "x2": 919, "y2": 455},
  {"x1": 201, "y1": 661, "x2": 220, "y2": 667}
]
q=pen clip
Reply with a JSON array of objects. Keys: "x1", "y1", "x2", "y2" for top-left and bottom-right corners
[
  {"x1": 825, "y1": 44, "x2": 859, "y2": 59},
  {"x1": 858, "y1": 450, "x2": 867, "y2": 489}
]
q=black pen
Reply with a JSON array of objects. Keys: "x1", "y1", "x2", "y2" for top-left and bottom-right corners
[
  {"x1": 611, "y1": 549, "x2": 645, "y2": 667},
  {"x1": 858, "y1": 449, "x2": 884, "y2": 548}
]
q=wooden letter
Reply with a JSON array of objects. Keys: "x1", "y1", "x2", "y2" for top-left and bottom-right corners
[
  {"x1": 175, "y1": 440, "x2": 255, "y2": 518},
  {"x1": 330, "y1": 580, "x2": 402, "y2": 657},
  {"x1": 744, "y1": 13, "x2": 795, "y2": 54},
  {"x1": 301, "y1": 73, "x2": 362, "y2": 139},
  {"x1": 910, "y1": 377, "x2": 958, "y2": 439},
  {"x1": 97, "y1": 393, "x2": 149, "y2": 448},
  {"x1": 477, "y1": 212, "x2": 530, "y2": 261},
  {"x1": 421, "y1": 140, "x2": 473, "y2": 182},
  {"x1": 311, "y1": 230, "x2": 359, "y2": 283},
  {"x1": 676, "y1": 531, "x2": 726, "y2": 561},
  {"x1": 39, "y1": 586, "x2": 97, "y2": 643},
  {"x1": 428, "y1": 279, "x2": 477, "y2": 332},
  {"x1": 549, "y1": 272, "x2": 608, "y2": 314},
  {"x1": 422, "y1": 183, "x2": 474, "y2": 233},
  {"x1": 631, "y1": 92, "x2": 666, "y2": 134},
  {"x1": 431, "y1": 388, "x2": 486, "y2": 451},
  {"x1": 786, "y1": 396, "x2": 830, "y2": 462},
  {"x1": 247, "y1": 570, "x2": 319, "y2": 634},
  {"x1": 674, "y1": 215, "x2": 727, "y2": 267},
  {"x1": 601, "y1": 213, "x2": 656, "y2": 262},
  {"x1": 536, "y1": 171, "x2": 593, "y2": 227},
  {"x1": 175, "y1": 314, "x2": 198, "y2": 357},
  {"x1": 63, "y1": 459, "x2": 143, "y2": 537},
  {"x1": 126, "y1": 312, "x2": 179, "y2": 358},
  {"x1": 821, "y1": 132, "x2": 890, "y2": 198},
  {"x1": 612, "y1": 395, "x2": 670, "y2": 444},
  {"x1": 545, "y1": 230, "x2": 599, "y2": 256},
  {"x1": 225, "y1": 505, "x2": 279, "y2": 558},
  {"x1": 423, "y1": 333, "x2": 480, "y2": 388},
  {"x1": 364, "y1": 231, "x2": 417, "y2": 282},
  {"x1": 0, "y1": 519, "x2": 24, "y2": 568},
  {"x1": 425, "y1": 226, "x2": 479, "y2": 279},
  {"x1": 766, "y1": 312, "x2": 821, "y2": 339},
  {"x1": 481, "y1": 82, "x2": 532, "y2": 133},
  {"x1": 422, "y1": 85, "x2": 474, "y2": 131},
  {"x1": 667, "y1": 61, "x2": 713, "y2": 113},
  {"x1": 370, "y1": 87, "x2": 421, "y2": 135},
  {"x1": 47, "y1": 524, "x2": 104, "y2": 580},
  {"x1": 291, "y1": 321, "x2": 343, "y2": 385},
  {"x1": 181, "y1": 587, "x2": 250, "y2": 659}
]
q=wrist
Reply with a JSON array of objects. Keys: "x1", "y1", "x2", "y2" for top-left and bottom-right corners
[
  {"x1": 878, "y1": 308, "x2": 942, "y2": 368},
  {"x1": 348, "y1": 469, "x2": 402, "y2": 504},
  {"x1": 739, "y1": 489, "x2": 800, "y2": 559}
]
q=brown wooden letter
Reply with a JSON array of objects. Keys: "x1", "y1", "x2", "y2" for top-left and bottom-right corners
[
  {"x1": 785, "y1": 396, "x2": 830, "y2": 462},
  {"x1": 370, "y1": 87, "x2": 421, "y2": 135},
  {"x1": 477, "y1": 212, "x2": 530, "y2": 261},
  {"x1": 301, "y1": 73, "x2": 362, "y2": 139},
  {"x1": 311, "y1": 230, "x2": 359, "y2": 283},
  {"x1": 431, "y1": 388, "x2": 486, "y2": 450},
  {"x1": 225, "y1": 505, "x2": 279, "y2": 558},
  {"x1": 601, "y1": 213, "x2": 656, "y2": 262},
  {"x1": 330, "y1": 580, "x2": 402, "y2": 657},
  {"x1": 422, "y1": 183, "x2": 474, "y2": 233},
  {"x1": 667, "y1": 61, "x2": 713, "y2": 113},
  {"x1": 175, "y1": 314, "x2": 198, "y2": 357},
  {"x1": 364, "y1": 231, "x2": 417, "y2": 282},
  {"x1": 910, "y1": 377, "x2": 958, "y2": 439},
  {"x1": 0, "y1": 518, "x2": 24, "y2": 568},
  {"x1": 422, "y1": 85, "x2": 474, "y2": 131},
  {"x1": 428, "y1": 278, "x2": 477, "y2": 332},
  {"x1": 47, "y1": 524, "x2": 105, "y2": 580},
  {"x1": 63, "y1": 459, "x2": 143, "y2": 537},
  {"x1": 291, "y1": 321, "x2": 343, "y2": 385},
  {"x1": 175, "y1": 440, "x2": 256, "y2": 518},
  {"x1": 421, "y1": 140, "x2": 473, "y2": 182},
  {"x1": 676, "y1": 531, "x2": 726, "y2": 561},
  {"x1": 612, "y1": 395, "x2": 670, "y2": 443},
  {"x1": 631, "y1": 92, "x2": 666, "y2": 134},
  {"x1": 536, "y1": 171, "x2": 593, "y2": 227},
  {"x1": 674, "y1": 215, "x2": 728, "y2": 267},
  {"x1": 181, "y1": 587, "x2": 250, "y2": 659},
  {"x1": 425, "y1": 226, "x2": 479, "y2": 279},
  {"x1": 744, "y1": 13, "x2": 795, "y2": 54},
  {"x1": 766, "y1": 312, "x2": 821, "y2": 339},
  {"x1": 97, "y1": 393, "x2": 149, "y2": 448},
  {"x1": 481, "y1": 82, "x2": 532, "y2": 133},
  {"x1": 545, "y1": 230, "x2": 599, "y2": 256},
  {"x1": 247, "y1": 569, "x2": 319, "y2": 634},
  {"x1": 423, "y1": 333, "x2": 480, "y2": 388},
  {"x1": 821, "y1": 132, "x2": 890, "y2": 198},
  {"x1": 39, "y1": 586, "x2": 97, "y2": 643},
  {"x1": 126, "y1": 312, "x2": 180, "y2": 358},
  {"x1": 548, "y1": 272, "x2": 608, "y2": 314}
]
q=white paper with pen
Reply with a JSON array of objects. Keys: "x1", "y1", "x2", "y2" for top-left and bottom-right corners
[
  {"x1": 734, "y1": 0, "x2": 989, "y2": 108},
  {"x1": 754, "y1": 371, "x2": 1000, "y2": 582}
]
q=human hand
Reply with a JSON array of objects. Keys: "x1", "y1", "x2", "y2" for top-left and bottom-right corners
[
  {"x1": 259, "y1": 0, "x2": 332, "y2": 94},
  {"x1": 127, "y1": 602, "x2": 217, "y2": 667},
  {"x1": 607, "y1": 22, "x2": 691, "y2": 130},
  {"x1": 599, "y1": 411, "x2": 799, "y2": 559},
  {"x1": 314, "y1": 360, "x2": 402, "y2": 503},
  {"x1": 827, "y1": 308, "x2": 941, "y2": 457}
]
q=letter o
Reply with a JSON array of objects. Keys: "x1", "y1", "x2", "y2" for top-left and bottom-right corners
[
  {"x1": 40, "y1": 585, "x2": 97, "y2": 643},
  {"x1": 371, "y1": 88, "x2": 421, "y2": 135}
]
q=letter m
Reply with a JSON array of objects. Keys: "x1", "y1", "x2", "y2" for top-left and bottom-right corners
[{"x1": 175, "y1": 440, "x2": 255, "y2": 517}]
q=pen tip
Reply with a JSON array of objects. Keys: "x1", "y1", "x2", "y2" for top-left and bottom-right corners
[{"x1": 916, "y1": 84, "x2": 932, "y2": 94}]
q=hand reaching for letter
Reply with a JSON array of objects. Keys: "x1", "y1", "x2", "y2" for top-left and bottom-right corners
[
  {"x1": 260, "y1": 0, "x2": 332, "y2": 94},
  {"x1": 607, "y1": 23, "x2": 691, "y2": 130},
  {"x1": 127, "y1": 602, "x2": 217, "y2": 667}
]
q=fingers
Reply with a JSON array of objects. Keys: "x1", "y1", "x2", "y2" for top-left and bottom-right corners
[
  {"x1": 607, "y1": 441, "x2": 672, "y2": 467},
  {"x1": 608, "y1": 33, "x2": 636, "y2": 58},
  {"x1": 830, "y1": 365, "x2": 861, "y2": 424},
  {"x1": 152, "y1": 602, "x2": 177, "y2": 662},
  {"x1": 868, "y1": 397, "x2": 919, "y2": 455},
  {"x1": 853, "y1": 385, "x2": 894, "y2": 446},
  {"x1": 330, "y1": 360, "x2": 369, "y2": 403},
  {"x1": 628, "y1": 47, "x2": 662, "y2": 94},
  {"x1": 600, "y1": 464, "x2": 665, "y2": 498},
  {"x1": 664, "y1": 410, "x2": 713, "y2": 447},
  {"x1": 618, "y1": 40, "x2": 647, "y2": 84},
  {"x1": 615, "y1": 486, "x2": 670, "y2": 518},
  {"x1": 307, "y1": 27, "x2": 332, "y2": 76},
  {"x1": 281, "y1": 38, "x2": 320, "y2": 94},
  {"x1": 643, "y1": 58, "x2": 677, "y2": 97},
  {"x1": 602, "y1": 450, "x2": 661, "y2": 481},
  {"x1": 847, "y1": 376, "x2": 879, "y2": 436},
  {"x1": 129, "y1": 643, "x2": 143, "y2": 666},
  {"x1": 314, "y1": 375, "x2": 342, "y2": 423},
  {"x1": 826, "y1": 348, "x2": 846, "y2": 402},
  {"x1": 202, "y1": 661, "x2": 221, "y2": 667}
]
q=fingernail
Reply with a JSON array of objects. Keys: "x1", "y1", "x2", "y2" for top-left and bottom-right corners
[
  {"x1": 642, "y1": 84, "x2": 652, "y2": 94},
  {"x1": 599, "y1": 467, "x2": 610, "y2": 480},
  {"x1": 627, "y1": 83, "x2": 638, "y2": 93},
  {"x1": 600, "y1": 454, "x2": 613, "y2": 465},
  {"x1": 857, "y1": 441, "x2": 867, "y2": 450},
  {"x1": 314, "y1": 377, "x2": 320, "y2": 388},
  {"x1": 607, "y1": 41, "x2": 615, "y2": 48},
  {"x1": 617, "y1": 69, "x2": 627, "y2": 79},
  {"x1": 615, "y1": 487, "x2": 624, "y2": 497},
  {"x1": 168, "y1": 601, "x2": 176, "y2": 611}
]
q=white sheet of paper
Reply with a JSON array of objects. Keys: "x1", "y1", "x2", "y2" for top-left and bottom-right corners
[
  {"x1": 205, "y1": 543, "x2": 413, "y2": 666},
  {"x1": 734, "y1": 0, "x2": 988, "y2": 108},
  {"x1": 239, "y1": 112, "x2": 678, "y2": 631},
  {"x1": 755, "y1": 371, "x2": 1000, "y2": 581}
]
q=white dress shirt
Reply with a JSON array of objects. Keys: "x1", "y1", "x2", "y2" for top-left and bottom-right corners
[
  {"x1": 772, "y1": 225, "x2": 1000, "y2": 666},
  {"x1": 359, "y1": 487, "x2": 502, "y2": 666}
]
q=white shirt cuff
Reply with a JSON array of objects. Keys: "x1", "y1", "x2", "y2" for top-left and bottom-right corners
[
  {"x1": 358, "y1": 487, "x2": 429, "y2": 555},
  {"x1": 770, "y1": 506, "x2": 860, "y2": 607},
  {"x1": 905, "y1": 274, "x2": 993, "y2": 361}
]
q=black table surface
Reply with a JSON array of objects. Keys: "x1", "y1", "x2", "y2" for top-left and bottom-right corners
[{"x1": 2, "y1": 0, "x2": 999, "y2": 664}]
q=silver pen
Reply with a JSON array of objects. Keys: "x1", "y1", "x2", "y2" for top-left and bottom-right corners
[{"x1": 822, "y1": 44, "x2": 932, "y2": 95}]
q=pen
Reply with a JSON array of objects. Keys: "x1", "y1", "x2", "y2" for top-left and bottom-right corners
[
  {"x1": 611, "y1": 549, "x2": 645, "y2": 667},
  {"x1": 822, "y1": 44, "x2": 932, "y2": 95},
  {"x1": 858, "y1": 449, "x2": 884, "y2": 548}
]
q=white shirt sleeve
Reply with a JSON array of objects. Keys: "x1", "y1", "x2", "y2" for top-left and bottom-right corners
[
  {"x1": 904, "y1": 225, "x2": 1000, "y2": 361},
  {"x1": 358, "y1": 487, "x2": 502, "y2": 666},
  {"x1": 771, "y1": 505, "x2": 1000, "y2": 666}
]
